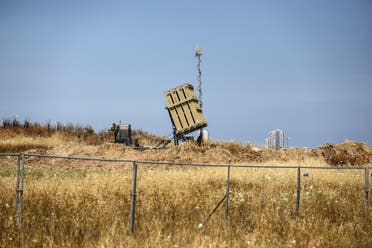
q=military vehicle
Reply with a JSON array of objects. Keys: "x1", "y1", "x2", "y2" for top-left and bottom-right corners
[{"x1": 112, "y1": 123, "x2": 132, "y2": 146}]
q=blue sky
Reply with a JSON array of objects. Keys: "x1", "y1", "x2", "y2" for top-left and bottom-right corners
[{"x1": 1, "y1": 0, "x2": 371, "y2": 147}]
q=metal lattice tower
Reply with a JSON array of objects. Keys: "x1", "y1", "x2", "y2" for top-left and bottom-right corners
[{"x1": 195, "y1": 44, "x2": 202, "y2": 108}]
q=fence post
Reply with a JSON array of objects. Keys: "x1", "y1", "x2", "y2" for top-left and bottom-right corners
[
  {"x1": 225, "y1": 164, "x2": 231, "y2": 223},
  {"x1": 130, "y1": 161, "x2": 138, "y2": 234},
  {"x1": 15, "y1": 153, "x2": 25, "y2": 228},
  {"x1": 296, "y1": 166, "x2": 301, "y2": 217},
  {"x1": 365, "y1": 167, "x2": 370, "y2": 217},
  {"x1": 15, "y1": 154, "x2": 21, "y2": 227}
]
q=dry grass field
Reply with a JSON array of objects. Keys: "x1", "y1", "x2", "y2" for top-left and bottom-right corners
[{"x1": 0, "y1": 121, "x2": 371, "y2": 247}]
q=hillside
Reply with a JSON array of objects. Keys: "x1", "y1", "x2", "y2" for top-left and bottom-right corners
[{"x1": 0, "y1": 120, "x2": 371, "y2": 166}]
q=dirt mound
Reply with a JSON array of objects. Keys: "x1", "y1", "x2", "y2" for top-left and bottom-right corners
[
  {"x1": 313, "y1": 140, "x2": 372, "y2": 166},
  {"x1": 25, "y1": 140, "x2": 370, "y2": 167}
]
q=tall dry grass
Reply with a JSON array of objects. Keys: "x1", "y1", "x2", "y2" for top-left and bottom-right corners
[
  {"x1": 0, "y1": 118, "x2": 109, "y2": 152},
  {"x1": 0, "y1": 118, "x2": 167, "y2": 152},
  {"x1": 1, "y1": 119, "x2": 372, "y2": 246},
  {"x1": 0, "y1": 158, "x2": 371, "y2": 247}
]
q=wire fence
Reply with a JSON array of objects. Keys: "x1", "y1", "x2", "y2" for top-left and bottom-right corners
[{"x1": 0, "y1": 152, "x2": 370, "y2": 234}]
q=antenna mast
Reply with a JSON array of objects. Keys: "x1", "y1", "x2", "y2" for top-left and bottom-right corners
[
  {"x1": 195, "y1": 44, "x2": 205, "y2": 143},
  {"x1": 195, "y1": 44, "x2": 202, "y2": 108}
]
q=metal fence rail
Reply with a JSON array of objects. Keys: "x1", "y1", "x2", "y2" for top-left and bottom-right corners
[
  {"x1": 25, "y1": 153, "x2": 135, "y2": 163},
  {"x1": 0, "y1": 153, "x2": 19, "y2": 157},
  {"x1": 2, "y1": 152, "x2": 368, "y2": 169},
  {"x1": 0, "y1": 152, "x2": 370, "y2": 233}
]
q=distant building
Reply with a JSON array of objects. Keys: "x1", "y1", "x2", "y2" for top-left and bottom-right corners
[{"x1": 265, "y1": 129, "x2": 285, "y2": 150}]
